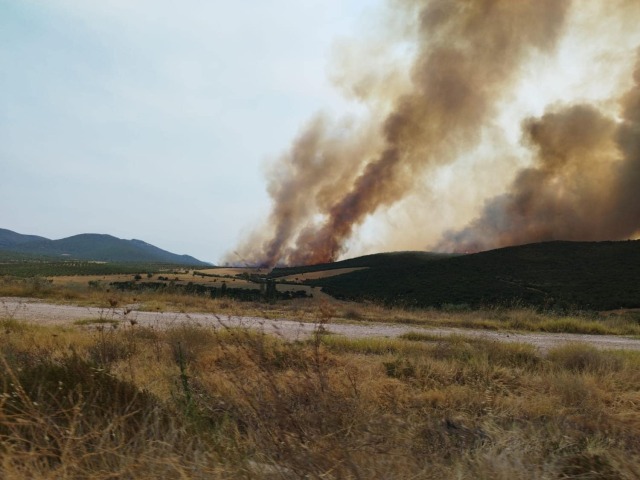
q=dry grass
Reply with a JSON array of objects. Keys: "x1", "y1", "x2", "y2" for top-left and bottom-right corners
[
  {"x1": 278, "y1": 267, "x2": 368, "y2": 282},
  {"x1": 196, "y1": 267, "x2": 270, "y2": 276},
  {"x1": 3, "y1": 275, "x2": 640, "y2": 337},
  {"x1": 1, "y1": 308, "x2": 640, "y2": 479},
  {"x1": 334, "y1": 303, "x2": 640, "y2": 336}
]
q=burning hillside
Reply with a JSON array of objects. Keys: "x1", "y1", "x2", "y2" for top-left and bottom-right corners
[{"x1": 230, "y1": 1, "x2": 640, "y2": 266}]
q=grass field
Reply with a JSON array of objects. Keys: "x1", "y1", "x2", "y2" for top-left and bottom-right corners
[
  {"x1": 1, "y1": 314, "x2": 640, "y2": 478},
  {"x1": 2, "y1": 260, "x2": 640, "y2": 477},
  {"x1": 2, "y1": 274, "x2": 640, "y2": 336}
]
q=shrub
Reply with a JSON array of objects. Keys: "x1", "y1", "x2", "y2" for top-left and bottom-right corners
[
  {"x1": 548, "y1": 343, "x2": 623, "y2": 373},
  {"x1": 86, "y1": 328, "x2": 136, "y2": 367},
  {"x1": 0, "y1": 354, "x2": 170, "y2": 472}
]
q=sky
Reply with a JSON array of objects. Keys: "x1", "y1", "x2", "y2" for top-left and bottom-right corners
[
  {"x1": 3, "y1": 1, "x2": 639, "y2": 267},
  {"x1": 1, "y1": 0, "x2": 380, "y2": 263}
]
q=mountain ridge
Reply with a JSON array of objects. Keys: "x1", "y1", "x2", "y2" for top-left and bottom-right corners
[{"x1": 0, "y1": 228, "x2": 211, "y2": 266}]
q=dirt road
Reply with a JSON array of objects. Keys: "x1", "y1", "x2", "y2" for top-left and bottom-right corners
[{"x1": 3, "y1": 297, "x2": 640, "y2": 352}]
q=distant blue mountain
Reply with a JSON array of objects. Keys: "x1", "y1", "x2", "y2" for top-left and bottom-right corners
[
  {"x1": 0, "y1": 229, "x2": 49, "y2": 248},
  {"x1": 0, "y1": 228, "x2": 211, "y2": 266}
]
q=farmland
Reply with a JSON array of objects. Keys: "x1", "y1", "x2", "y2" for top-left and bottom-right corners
[{"x1": 0, "y1": 260, "x2": 194, "y2": 278}]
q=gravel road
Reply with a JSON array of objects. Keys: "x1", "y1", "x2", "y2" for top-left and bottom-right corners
[{"x1": 3, "y1": 297, "x2": 640, "y2": 352}]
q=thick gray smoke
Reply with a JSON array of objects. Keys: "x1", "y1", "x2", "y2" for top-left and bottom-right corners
[
  {"x1": 230, "y1": 1, "x2": 640, "y2": 266},
  {"x1": 438, "y1": 52, "x2": 640, "y2": 251}
]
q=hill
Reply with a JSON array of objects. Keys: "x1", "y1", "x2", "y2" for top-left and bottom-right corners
[
  {"x1": 0, "y1": 228, "x2": 210, "y2": 266},
  {"x1": 301, "y1": 241, "x2": 640, "y2": 311},
  {"x1": 0, "y1": 229, "x2": 48, "y2": 248},
  {"x1": 269, "y1": 251, "x2": 456, "y2": 278}
]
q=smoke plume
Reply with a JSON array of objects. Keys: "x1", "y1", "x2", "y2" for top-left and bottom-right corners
[
  {"x1": 230, "y1": 1, "x2": 640, "y2": 266},
  {"x1": 438, "y1": 53, "x2": 640, "y2": 251}
]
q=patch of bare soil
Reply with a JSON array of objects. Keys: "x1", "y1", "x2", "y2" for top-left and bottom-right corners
[
  {"x1": 279, "y1": 267, "x2": 368, "y2": 282},
  {"x1": 196, "y1": 267, "x2": 269, "y2": 276},
  {"x1": 2, "y1": 297, "x2": 640, "y2": 353}
]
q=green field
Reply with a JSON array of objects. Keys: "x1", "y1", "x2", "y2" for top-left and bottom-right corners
[{"x1": 0, "y1": 260, "x2": 196, "y2": 277}]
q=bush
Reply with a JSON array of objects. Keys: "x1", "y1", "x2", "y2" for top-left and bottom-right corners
[
  {"x1": 548, "y1": 343, "x2": 623, "y2": 373},
  {"x1": 87, "y1": 328, "x2": 136, "y2": 366},
  {"x1": 0, "y1": 354, "x2": 170, "y2": 471}
]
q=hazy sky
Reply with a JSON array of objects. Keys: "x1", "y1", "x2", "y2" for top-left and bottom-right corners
[{"x1": 1, "y1": 0, "x2": 379, "y2": 263}]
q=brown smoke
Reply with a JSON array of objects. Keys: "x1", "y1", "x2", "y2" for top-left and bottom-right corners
[
  {"x1": 438, "y1": 51, "x2": 640, "y2": 252},
  {"x1": 231, "y1": 0, "x2": 572, "y2": 266}
]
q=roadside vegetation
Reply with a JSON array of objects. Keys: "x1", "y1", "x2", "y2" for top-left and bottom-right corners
[
  {"x1": 1, "y1": 313, "x2": 640, "y2": 478},
  {"x1": 2, "y1": 274, "x2": 640, "y2": 336}
]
